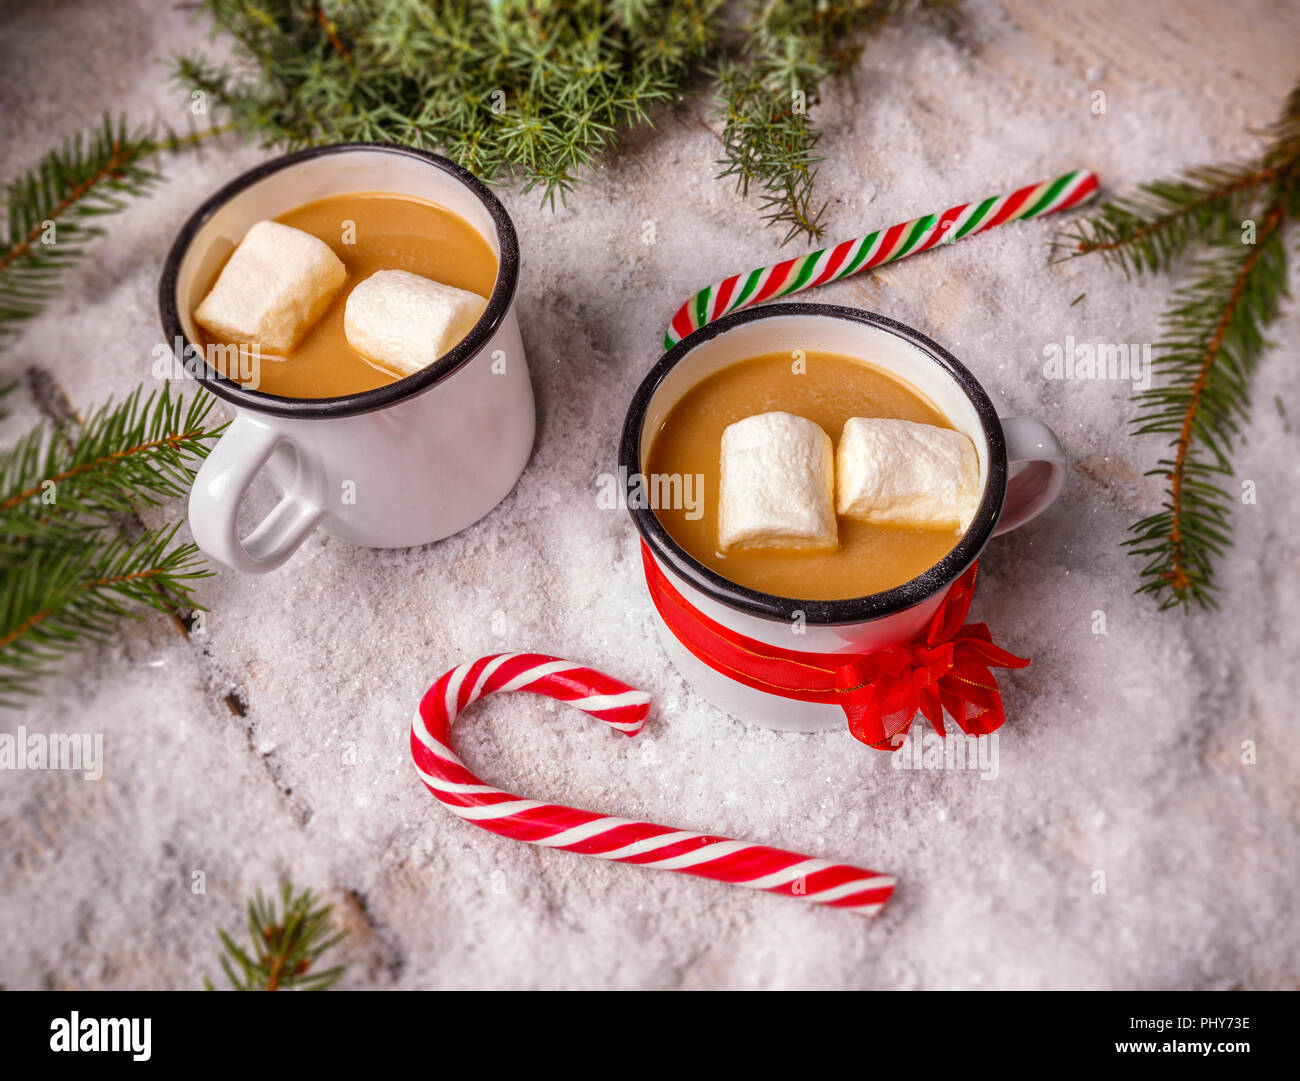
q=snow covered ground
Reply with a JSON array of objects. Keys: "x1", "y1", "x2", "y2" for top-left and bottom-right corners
[{"x1": 1, "y1": 0, "x2": 1296, "y2": 989}]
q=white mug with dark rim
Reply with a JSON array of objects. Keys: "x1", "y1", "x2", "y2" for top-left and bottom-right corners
[
  {"x1": 621, "y1": 304, "x2": 1066, "y2": 733},
  {"x1": 160, "y1": 144, "x2": 535, "y2": 574}
]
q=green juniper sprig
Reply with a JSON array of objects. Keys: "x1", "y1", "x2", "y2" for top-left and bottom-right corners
[
  {"x1": 177, "y1": 0, "x2": 723, "y2": 209},
  {"x1": 712, "y1": 57, "x2": 827, "y2": 245},
  {"x1": 207, "y1": 884, "x2": 347, "y2": 991},
  {"x1": 175, "y1": 0, "x2": 956, "y2": 243},
  {"x1": 716, "y1": 0, "x2": 959, "y2": 243},
  {"x1": 1056, "y1": 80, "x2": 1300, "y2": 611},
  {"x1": 0, "y1": 385, "x2": 222, "y2": 704},
  {"x1": 0, "y1": 114, "x2": 225, "y2": 347}
]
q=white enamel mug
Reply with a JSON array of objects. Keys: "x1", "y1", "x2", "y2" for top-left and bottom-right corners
[
  {"x1": 160, "y1": 144, "x2": 535, "y2": 573},
  {"x1": 620, "y1": 304, "x2": 1065, "y2": 733}
]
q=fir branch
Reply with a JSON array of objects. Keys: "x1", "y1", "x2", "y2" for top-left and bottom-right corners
[
  {"x1": 1125, "y1": 203, "x2": 1288, "y2": 609},
  {"x1": 0, "y1": 522, "x2": 211, "y2": 705},
  {"x1": 0, "y1": 114, "x2": 226, "y2": 348},
  {"x1": 0, "y1": 114, "x2": 227, "y2": 704},
  {"x1": 0, "y1": 385, "x2": 222, "y2": 701},
  {"x1": 1058, "y1": 81, "x2": 1300, "y2": 276},
  {"x1": 314, "y1": 6, "x2": 352, "y2": 62},
  {"x1": 0, "y1": 383, "x2": 223, "y2": 546},
  {"x1": 1052, "y1": 162, "x2": 1280, "y2": 275},
  {"x1": 1066, "y1": 80, "x2": 1300, "y2": 611},
  {"x1": 206, "y1": 884, "x2": 347, "y2": 991}
]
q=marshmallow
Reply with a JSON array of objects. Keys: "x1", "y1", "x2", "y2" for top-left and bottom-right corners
[
  {"x1": 194, "y1": 220, "x2": 346, "y2": 354},
  {"x1": 718, "y1": 412, "x2": 837, "y2": 552},
  {"x1": 344, "y1": 270, "x2": 488, "y2": 376},
  {"x1": 835, "y1": 417, "x2": 981, "y2": 533}
]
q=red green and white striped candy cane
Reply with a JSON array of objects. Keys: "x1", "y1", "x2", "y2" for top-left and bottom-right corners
[{"x1": 664, "y1": 168, "x2": 1100, "y2": 348}]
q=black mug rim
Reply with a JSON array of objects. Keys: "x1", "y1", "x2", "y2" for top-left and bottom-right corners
[
  {"x1": 618, "y1": 303, "x2": 1008, "y2": 626},
  {"x1": 158, "y1": 142, "x2": 520, "y2": 420}
]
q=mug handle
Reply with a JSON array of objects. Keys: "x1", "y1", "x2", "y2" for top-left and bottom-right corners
[
  {"x1": 992, "y1": 416, "x2": 1067, "y2": 537},
  {"x1": 188, "y1": 413, "x2": 326, "y2": 574}
]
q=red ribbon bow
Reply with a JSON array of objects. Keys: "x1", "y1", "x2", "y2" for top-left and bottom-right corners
[
  {"x1": 832, "y1": 568, "x2": 1029, "y2": 749},
  {"x1": 640, "y1": 543, "x2": 1028, "y2": 750}
]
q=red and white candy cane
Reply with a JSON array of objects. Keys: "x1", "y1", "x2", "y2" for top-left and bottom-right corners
[{"x1": 411, "y1": 653, "x2": 895, "y2": 914}]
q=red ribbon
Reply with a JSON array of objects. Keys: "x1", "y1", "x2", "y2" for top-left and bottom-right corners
[{"x1": 640, "y1": 542, "x2": 1029, "y2": 750}]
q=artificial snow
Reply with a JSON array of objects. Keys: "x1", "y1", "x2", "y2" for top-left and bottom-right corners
[{"x1": 0, "y1": 0, "x2": 1297, "y2": 990}]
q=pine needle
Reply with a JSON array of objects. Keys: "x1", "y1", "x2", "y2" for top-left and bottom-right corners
[{"x1": 205, "y1": 883, "x2": 347, "y2": 991}]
